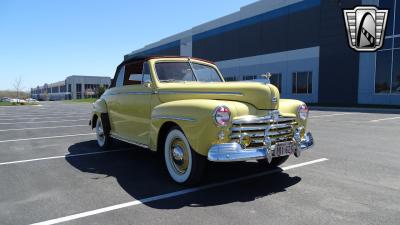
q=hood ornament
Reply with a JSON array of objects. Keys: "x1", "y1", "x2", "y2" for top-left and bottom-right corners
[{"x1": 260, "y1": 72, "x2": 272, "y2": 84}]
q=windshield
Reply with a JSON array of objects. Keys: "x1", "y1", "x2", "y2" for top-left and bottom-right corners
[{"x1": 155, "y1": 61, "x2": 222, "y2": 82}]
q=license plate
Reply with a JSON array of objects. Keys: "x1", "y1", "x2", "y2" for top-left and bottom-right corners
[{"x1": 273, "y1": 141, "x2": 295, "y2": 157}]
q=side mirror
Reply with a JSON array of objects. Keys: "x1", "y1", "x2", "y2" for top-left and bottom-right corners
[{"x1": 143, "y1": 81, "x2": 152, "y2": 88}]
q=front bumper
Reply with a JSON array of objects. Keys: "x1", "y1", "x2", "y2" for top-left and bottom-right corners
[{"x1": 207, "y1": 132, "x2": 314, "y2": 162}]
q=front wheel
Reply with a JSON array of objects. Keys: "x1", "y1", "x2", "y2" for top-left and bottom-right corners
[
  {"x1": 95, "y1": 117, "x2": 112, "y2": 150},
  {"x1": 164, "y1": 127, "x2": 206, "y2": 185}
]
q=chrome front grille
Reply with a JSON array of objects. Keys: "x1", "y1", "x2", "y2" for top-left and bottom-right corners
[{"x1": 230, "y1": 116, "x2": 297, "y2": 148}]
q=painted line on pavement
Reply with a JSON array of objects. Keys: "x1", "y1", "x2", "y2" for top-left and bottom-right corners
[
  {"x1": 310, "y1": 113, "x2": 353, "y2": 118},
  {"x1": 0, "y1": 119, "x2": 89, "y2": 125},
  {"x1": 0, "y1": 148, "x2": 132, "y2": 166},
  {"x1": 0, "y1": 133, "x2": 95, "y2": 143},
  {"x1": 369, "y1": 116, "x2": 400, "y2": 122},
  {"x1": 30, "y1": 158, "x2": 329, "y2": 225},
  {"x1": 0, "y1": 115, "x2": 89, "y2": 121},
  {"x1": 0, "y1": 125, "x2": 87, "y2": 132},
  {"x1": 0, "y1": 113, "x2": 89, "y2": 118}
]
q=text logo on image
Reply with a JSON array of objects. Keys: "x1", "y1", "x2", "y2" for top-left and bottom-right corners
[{"x1": 343, "y1": 6, "x2": 388, "y2": 51}]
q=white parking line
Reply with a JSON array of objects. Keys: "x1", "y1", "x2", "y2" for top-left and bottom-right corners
[
  {"x1": 0, "y1": 115, "x2": 89, "y2": 121},
  {"x1": 0, "y1": 125, "x2": 87, "y2": 132},
  {"x1": 0, "y1": 133, "x2": 95, "y2": 143},
  {"x1": 0, "y1": 148, "x2": 132, "y2": 166},
  {"x1": 30, "y1": 158, "x2": 328, "y2": 225},
  {"x1": 369, "y1": 116, "x2": 400, "y2": 122},
  {"x1": 310, "y1": 113, "x2": 353, "y2": 118},
  {"x1": 0, "y1": 119, "x2": 89, "y2": 125},
  {"x1": 0, "y1": 113, "x2": 89, "y2": 118}
]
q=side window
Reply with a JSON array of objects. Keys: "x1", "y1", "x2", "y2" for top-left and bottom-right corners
[
  {"x1": 124, "y1": 62, "x2": 143, "y2": 85},
  {"x1": 292, "y1": 71, "x2": 312, "y2": 94},
  {"x1": 142, "y1": 62, "x2": 151, "y2": 83},
  {"x1": 115, "y1": 66, "x2": 125, "y2": 87}
]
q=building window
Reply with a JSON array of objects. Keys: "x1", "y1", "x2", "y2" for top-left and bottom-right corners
[
  {"x1": 224, "y1": 76, "x2": 237, "y2": 81},
  {"x1": 381, "y1": 0, "x2": 395, "y2": 36},
  {"x1": 270, "y1": 73, "x2": 282, "y2": 92},
  {"x1": 243, "y1": 75, "x2": 257, "y2": 80},
  {"x1": 392, "y1": 49, "x2": 400, "y2": 93},
  {"x1": 396, "y1": 0, "x2": 400, "y2": 35},
  {"x1": 292, "y1": 71, "x2": 312, "y2": 94},
  {"x1": 76, "y1": 84, "x2": 82, "y2": 99},
  {"x1": 376, "y1": 50, "x2": 393, "y2": 93}
]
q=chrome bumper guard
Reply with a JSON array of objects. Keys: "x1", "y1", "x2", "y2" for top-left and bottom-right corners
[{"x1": 207, "y1": 132, "x2": 314, "y2": 162}]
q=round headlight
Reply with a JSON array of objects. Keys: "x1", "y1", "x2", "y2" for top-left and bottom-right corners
[
  {"x1": 298, "y1": 104, "x2": 309, "y2": 120},
  {"x1": 213, "y1": 106, "x2": 231, "y2": 127}
]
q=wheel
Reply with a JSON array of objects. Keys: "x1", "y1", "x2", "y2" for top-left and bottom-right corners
[
  {"x1": 95, "y1": 117, "x2": 112, "y2": 150},
  {"x1": 257, "y1": 156, "x2": 289, "y2": 168},
  {"x1": 164, "y1": 127, "x2": 206, "y2": 185}
]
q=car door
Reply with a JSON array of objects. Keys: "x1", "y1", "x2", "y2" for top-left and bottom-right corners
[
  {"x1": 112, "y1": 61, "x2": 153, "y2": 146},
  {"x1": 106, "y1": 64, "x2": 126, "y2": 136}
]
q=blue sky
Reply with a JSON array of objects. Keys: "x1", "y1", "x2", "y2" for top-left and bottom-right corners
[{"x1": 0, "y1": 0, "x2": 254, "y2": 91}]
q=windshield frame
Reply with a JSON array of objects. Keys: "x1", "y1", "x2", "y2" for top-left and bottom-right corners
[{"x1": 153, "y1": 60, "x2": 224, "y2": 83}]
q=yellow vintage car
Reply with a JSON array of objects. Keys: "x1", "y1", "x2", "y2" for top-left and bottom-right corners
[{"x1": 90, "y1": 56, "x2": 314, "y2": 185}]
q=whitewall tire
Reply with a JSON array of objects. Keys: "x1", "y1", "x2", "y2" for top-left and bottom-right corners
[
  {"x1": 96, "y1": 117, "x2": 112, "y2": 149},
  {"x1": 164, "y1": 127, "x2": 205, "y2": 185}
]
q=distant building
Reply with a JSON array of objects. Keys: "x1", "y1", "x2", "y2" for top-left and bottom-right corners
[
  {"x1": 31, "y1": 75, "x2": 111, "y2": 100},
  {"x1": 126, "y1": 0, "x2": 400, "y2": 106}
]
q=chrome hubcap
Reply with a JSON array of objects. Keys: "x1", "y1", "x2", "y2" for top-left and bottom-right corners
[{"x1": 169, "y1": 139, "x2": 189, "y2": 174}]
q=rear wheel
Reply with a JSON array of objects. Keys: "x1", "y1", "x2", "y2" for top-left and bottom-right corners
[
  {"x1": 96, "y1": 117, "x2": 112, "y2": 150},
  {"x1": 164, "y1": 127, "x2": 205, "y2": 185},
  {"x1": 258, "y1": 156, "x2": 289, "y2": 168}
]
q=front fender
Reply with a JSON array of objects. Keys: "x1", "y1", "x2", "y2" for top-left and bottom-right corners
[
  {"x1": 279, "y1": 98, "x2": 307, "y2": 127},
  {"x1": 150, "y1": 99, "x2": 243, "y2": 156},
  {"x1": 91, "y1": 98, "x2": 108, "y2": 126}
]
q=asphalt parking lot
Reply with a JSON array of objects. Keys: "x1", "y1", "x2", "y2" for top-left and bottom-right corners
[{"x1": 0, "y1": 101, "x2": 399, "y2": 225}]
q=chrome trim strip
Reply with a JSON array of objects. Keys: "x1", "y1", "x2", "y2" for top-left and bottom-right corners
[
  {"x1": 126, "y1": 92, "x2": 152, "y2": 95},
  {"x1": 152, "y1": 115, "x2": 196, "y2": 122},
  {"x1": 232, "y1": 116, "x2": 296, "y2": 125},
  {"x1": 229, "y1": 129, "x2": 292, "y2": 139},
  {"x1": 110, "y1": 133, "x2": 149, "y2": 149},
  {"x1": 158, "y1": 90, "x2": 243, "y2": 96},
  {"x1": 103, "y1": 91, "x2": 152, "y2": 96},
  {"x1": 230, "y1": 123, "x2": 292, "y2": 132}
]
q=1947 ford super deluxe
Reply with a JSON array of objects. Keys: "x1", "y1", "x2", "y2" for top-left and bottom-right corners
[{"x1": 90, "y1": 56, "x2": 314, "y2": 185}]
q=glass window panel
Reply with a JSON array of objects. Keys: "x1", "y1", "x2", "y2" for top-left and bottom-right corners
[
  {"x1": 155, "y1": 62, "x2": 195, "y2": 82},
  {"x1": 192, "y1": 63, "x2": 222, "y2": 82},
  {"x1": 383, "y1": 38, "x2": 393, "y2": 49},
  {"x1": 308, "y1": 72, "x2": 313, "y2": 94},
  {"x1": 392, "y1": 49, "x2": 400, "y2": 93},
  {"x1": 142, "y1": 62, "x2": 151, "y2": 83},
  {"x1": 395, "y1": 37, "x2": 400, "y2": 48},
  {"x1": 292, "y1": 73, "x2": 297, "y2": 93},
  {"x1": 296, "y1": 72, "x2": 308, "y2": 94},
  {"x1": 375, "y1": 50, "x2": 392, "y2": 93},
  {"x1": 381, "y1": 0, "x2": 395, "y2": 36},
  {"x1": 396, "y1": 0, "x2": 400, "y2": 34}
]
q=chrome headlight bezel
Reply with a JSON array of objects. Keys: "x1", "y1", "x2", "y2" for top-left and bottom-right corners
[
  {"x1": 297, "y1": 104, "x2": 309, "y2": 121},
  {"x1": 213, "y1": 105, "x2": 231, "y2": 127}
]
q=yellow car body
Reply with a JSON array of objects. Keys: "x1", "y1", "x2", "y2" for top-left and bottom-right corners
[{"x1": 91, "y1": 56, "x2": 314, "y2": 184}]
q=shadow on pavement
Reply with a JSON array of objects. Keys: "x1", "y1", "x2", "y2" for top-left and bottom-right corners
[{"x1": 66, "y1": 140, "x2": 301, "y2": 209}]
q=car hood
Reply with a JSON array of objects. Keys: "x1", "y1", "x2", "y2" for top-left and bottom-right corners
[{"x1": 156, "y1": 82, "x2": 279, "y2": 110}]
